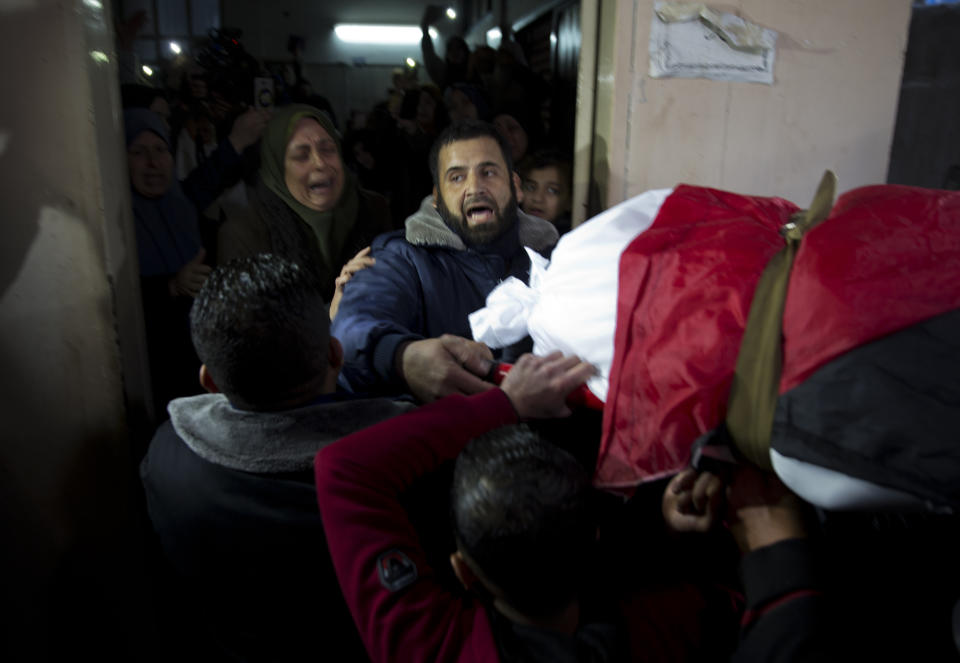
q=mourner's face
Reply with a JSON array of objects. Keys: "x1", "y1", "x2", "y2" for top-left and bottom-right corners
[
  {"x1": 434, "y1": 136, "x2": 521, "y2": 245},
  {"x1": 128, "y1": 130, "x2": 173, "y2": 198},
  {"x1": 493, "y1": 114, "x2": 528, "y2": 162},
  {"x1": 284, "y1": 117, "x2": 344, "y2": 212},
  {"x1": 521, "y1": 166, "x2": 571, "y2": 224}
]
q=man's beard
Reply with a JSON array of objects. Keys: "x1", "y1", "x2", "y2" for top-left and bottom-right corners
[{"x1": 436, "y1": 190, "x2": 519, "y2": 246}]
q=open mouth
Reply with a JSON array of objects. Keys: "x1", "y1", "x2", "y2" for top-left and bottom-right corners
[
  {"x1": 309, "y1": 178, "x2": 335, "y2": 194},
  {"x1": 465, "y1": 201, "x2": 496, "y2": 225}
]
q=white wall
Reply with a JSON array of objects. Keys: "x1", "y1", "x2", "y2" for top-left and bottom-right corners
[
  {"x1": 592, "y1": 0, "x2": 912, "y2": 211},
  {"x1": 0, "y1": 0, "x2": 149, "y2": 657}
]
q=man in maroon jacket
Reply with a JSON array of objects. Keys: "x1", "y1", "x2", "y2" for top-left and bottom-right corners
[
  {"x1": 316, "y1": 353, "x2": 603, "y2": 662},
  {"x1": 316, "y1": 352, "x2": 832, "y2": 662}
]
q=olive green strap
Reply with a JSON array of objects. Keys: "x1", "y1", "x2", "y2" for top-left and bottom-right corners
[{"x1": 725, "y1": 171, "x2": 837, "y2": 468}]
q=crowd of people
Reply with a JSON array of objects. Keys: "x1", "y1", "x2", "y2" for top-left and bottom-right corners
[
  {"x1": 122, "y1": 17, "x2": 959, "y2": 663},
  {"x1": 120, "y1": 14, "x2": 576, "y2": 413}
]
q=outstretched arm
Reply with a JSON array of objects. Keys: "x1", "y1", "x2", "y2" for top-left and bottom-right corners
[
  {"x1": 727, "y1": 467, "x2": 836, "y2": 662},
  {"x1": 315, "y1": 352, "x2": 593, "y2": 662},
  {"x1": 180, "y1": 108, "x2": 269, "y2": 211},
  {"x1": 396, "y1": 334, "x2": 495, "y2": 403}
]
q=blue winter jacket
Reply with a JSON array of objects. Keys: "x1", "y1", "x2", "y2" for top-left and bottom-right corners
[{"x1": 332, "y1": 196, "x2": 559, "y2": 395}]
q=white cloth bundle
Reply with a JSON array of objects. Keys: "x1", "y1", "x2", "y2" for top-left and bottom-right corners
[
  {"x1": 469, "y1": 188, "x2": 673, "y2": 402},
  {"x1": 468, "y1": 248, "x2": 550, "y2": 348}
]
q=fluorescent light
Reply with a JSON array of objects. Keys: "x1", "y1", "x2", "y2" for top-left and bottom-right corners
[
  {"x1": 405, "y1": 57, "x2": 416, "y2": 68},
  {"x1": 90, "y1": 50, "x2": 109, "y2": 64},
  {"x1": 486, "y1": 27, "x2": 501, "y2": 47},
  {"x1": 428, "y1": 27, "x2": 438, "y2": 39},
  {"x1": 142, "y1": 65, "x2": 154, "y2": 76},
  {"x1": 446, "y1": 8, "x2": 457, "y2": 19},
  {"x1": 169, "y1": 41, "x2": 182, "y2": 54},
  {"x1": 334, "y1": 24, "x2": 422, "y2": 44}
]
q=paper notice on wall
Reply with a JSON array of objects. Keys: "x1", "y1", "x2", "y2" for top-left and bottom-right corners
[{"x1": 649, "y1": 2, "x2": 777, "y2": 84}]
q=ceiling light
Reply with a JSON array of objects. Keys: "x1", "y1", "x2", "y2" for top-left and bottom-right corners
[
  {"x1": 169, "y1": 41, "x2": 182, "y2": 54},
  {"x1": 405, "y1": 57, "x2": 416, "y2": 68},
  {"x1": 90, "y1": 50, "x2": 109, "y2": 64},
  {"x1": 446, "y1": 8, "x2": 457, "y2": 19},
  {"x1": 142, "y1": 65, "x2": 154, "y2": 76},
  {"x1": 486, "y1": 27, "x2": 501, "y2": 47},
  {"x1": 428, "y1": 27, "x2": 438, "y2": 39},
  {"x1": 334, "y1": 24, "x2": 422, "y2": 44}
]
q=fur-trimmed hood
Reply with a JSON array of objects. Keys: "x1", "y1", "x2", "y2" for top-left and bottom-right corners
[
  {"x1": 168, "y1": 393, "x2": 414, "y2": 473},
  {"x1": 404, "y1": 195, "x2": 558, "y2": 252}
]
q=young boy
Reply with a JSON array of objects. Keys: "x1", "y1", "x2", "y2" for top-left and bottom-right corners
[{"x1": 519, "y1": 150, "x2": 573, "y2": 234}]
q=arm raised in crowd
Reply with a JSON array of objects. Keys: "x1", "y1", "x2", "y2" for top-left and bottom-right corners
[
  {"x1": 420, "y1": 5, "x2": 448, "y2": 87},
  {"x1": 180, "y1": 107, "x2": 270, "y2": 212}
]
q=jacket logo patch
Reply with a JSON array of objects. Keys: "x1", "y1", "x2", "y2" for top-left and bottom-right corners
[{"x1": 377, "y1": 549, "x2": 418, "y2": 592}]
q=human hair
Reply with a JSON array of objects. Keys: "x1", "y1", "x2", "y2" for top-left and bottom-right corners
[
  {"x1": 517, "y1": 150, "x2": 572, "y2": 186},
  {"x1": 429, "y1": 119, "x2": 514, "y2": 188},
  {"x1": 451, "y1": 425, "x2": 594, "y2": 617},
  {"x1": 190, "y1": 254, "x2": 330, "y2": 411}
]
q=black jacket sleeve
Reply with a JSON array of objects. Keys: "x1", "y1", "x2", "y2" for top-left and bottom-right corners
[
  {"x1": 733, "y1": 538, "x2": 840, "y2": 663},
  {"x1": 179, "y1": 138, "x2": 244, "y2": 213}
]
